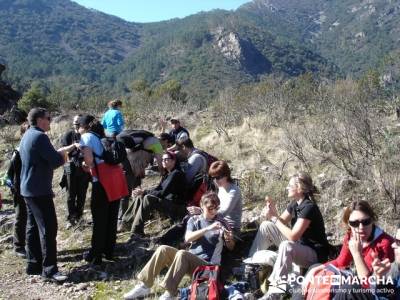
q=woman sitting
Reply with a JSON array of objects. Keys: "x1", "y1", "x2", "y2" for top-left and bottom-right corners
[
  {"x1": 303, "y1": 200, "x2": 395, "y2": 299},
  {"x1": 123, "y1": 192, "x2": 234, "y2": 300},
  {"x1": 122, "y1": 151, "x2": 186, "y2": 240},
  {"x1": 249, "y1": 172, "x2": 330, "y2": 299}
]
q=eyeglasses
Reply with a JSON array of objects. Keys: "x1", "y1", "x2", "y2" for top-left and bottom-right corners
[
  {"x1": 162, "y1": 157, "x2": 172, "y2": 162},
  {"x1": 212, "y1": 175, "x2": 224, "y2": 180},
  {"x1": 348, "y1": 218, "x2": 372, "y2": 228},
  {"x1": 73, "y1": 123, "x2": 79, "y2": 126}
]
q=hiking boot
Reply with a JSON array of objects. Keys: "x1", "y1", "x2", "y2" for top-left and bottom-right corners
[
  {"x1": 123, "y1": 282, "x2": 151, "y2": 299},
  {"x1": 159, "y1": 290, "x2": 178, "y2": 300},
  {"x1": 43, "y1": 272, "x2": 68, "y2": 283},
  {"x1": 14, "y1": 248, "x2": 26, "y2": 258}
]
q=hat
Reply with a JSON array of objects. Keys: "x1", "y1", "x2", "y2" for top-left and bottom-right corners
[
  {"x1": 78, "y1": 114, "x2": 95, "y2": 127},
  {"x1": 243, "y1": 250, "x2": 277, "y2": 266}
]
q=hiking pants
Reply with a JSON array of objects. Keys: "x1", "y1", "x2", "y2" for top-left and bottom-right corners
[
  {"x1": 138, "y1": 245, "x2": 208, "y2": 296},
  {"x1": 89, "y1": 182, "x2": 120, "y2": 259},
  {"x1": 124, "y1": 194, "x2": 186, "y2": 236},
  {"x1": 249, "y1": 221, "x2": 317, "y2": 287},
  {"x1": 64, "y1": 162, "x2": 90, "y2": 221},
  {"x1": 13, "y1": 193, "x2": 27, "y2": 252},
  {"x1": 24, "y1": 195, "x2": 58, "y2": 277}
]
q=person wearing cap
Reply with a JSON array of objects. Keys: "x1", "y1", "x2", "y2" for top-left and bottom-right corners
[
  {"x1": 160, "y1": 118, "x2": 189, "y2": 152},
  {"x1": 122, "y1": 151, "x2": 187, "y2": 241},
  {"x1": 60, "y1": 115, "x2": 90, "y2": 228},
  {"x1": 101, "y1": 99, "x2": 125, "y2": 137},
  {"x1": 19, "y1": 107, "x2": 78, "y2": 282}
]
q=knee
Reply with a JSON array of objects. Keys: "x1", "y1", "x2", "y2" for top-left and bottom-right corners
[
  {"x1": 278, "y1": 240, "x2": 295, "y2": 255},
  {"x1": 259, "y1": 220, "x2": 275, "y2": 233},
  {"x1": 174, "y1": 249, "x2": 188, "y2": 261},
  {"x1": 156, "y1": 245, "x2": 169, "y2": 255}
]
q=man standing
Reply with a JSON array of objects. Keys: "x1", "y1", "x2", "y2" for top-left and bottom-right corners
[
  {"x1": 61, "y1": 115, "x2": 90, "y2": 228},
  {"x1": 19, "y1": 108, "x2": 77, "y2": 282}
]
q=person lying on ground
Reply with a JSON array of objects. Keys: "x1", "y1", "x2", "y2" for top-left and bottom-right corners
[{"x1": 123, "y1": 192, "x2": 234, "y2": 300}]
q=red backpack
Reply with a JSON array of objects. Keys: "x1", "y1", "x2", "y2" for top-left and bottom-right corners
[{"x1": 189, "y1": 265, "x2": 223, "y2": 300}]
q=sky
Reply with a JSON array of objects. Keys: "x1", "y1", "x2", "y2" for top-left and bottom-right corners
[{"x1": 72, "y1": 0, "x2": 250, "y2": 23}]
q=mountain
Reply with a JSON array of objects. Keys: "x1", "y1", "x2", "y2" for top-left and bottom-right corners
[
  {"x1": 239, "y1": 0, "x2": 400, "y2": 76},
  {"x1": 0, "y1": 0, "x2": 398, "y2": 102}
]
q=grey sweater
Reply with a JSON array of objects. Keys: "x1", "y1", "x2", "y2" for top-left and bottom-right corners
[{"x1": 20, "y1": 127, "x2": 64, "y2": 197}]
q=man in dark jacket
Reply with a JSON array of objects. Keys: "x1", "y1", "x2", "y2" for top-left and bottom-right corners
[
  {"x1": 19, "y1": 108, "x2": 77, "y2": 282},
  {"x1": 60, "y1": 115, "x2": 90, "y2": 228}
]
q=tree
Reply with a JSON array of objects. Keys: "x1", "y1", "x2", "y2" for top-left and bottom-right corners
[{"x1": 18, "y1": 83, "x2": 52, "y2": 113}]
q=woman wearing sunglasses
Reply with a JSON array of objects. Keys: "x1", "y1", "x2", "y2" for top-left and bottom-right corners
[{"x1": 303, "y1": 200, "x2": 394, "y2": 299}]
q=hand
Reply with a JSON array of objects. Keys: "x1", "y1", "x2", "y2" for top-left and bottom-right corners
[
  {"x1": 187, "y1": 206, "x2": 202, "y2": 215},
  {"x1": 74, "y1": 143, "x2": 81, "y2": 150},
  {"x1": 264, "y1": 196, "x2": 278, "y2": 219},
  {"x1": 207, "y1": 222, "x2": 222, "y2": 232},
  {"x1": 371, "y1": 252, "x2": 391, "y2": 279},
  {"x1": 224, "y1": 229, "x2": 234, "y2": 243},
  {"x1": 132, "y1": 188, "x2": 144, "y2": 196},
  {"x1": 349, "y1": 232, "x2": 363, "y2": 257}
]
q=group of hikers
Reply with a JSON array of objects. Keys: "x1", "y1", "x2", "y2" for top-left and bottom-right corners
[{"x1": 3, "y1": 99, "x2": 400, "y2": 300}]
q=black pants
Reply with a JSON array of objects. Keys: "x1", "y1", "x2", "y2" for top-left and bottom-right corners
[
  {"x1": 124, "y1": 194, "x2": 186, "y2": 236},
  {"x1": 64, "y1": 162, "x2": 90, "y2": 221},
  {"x1": 24, "y1": 196, "x2": 58, "y2": 277},
  {"x1": 89, "y1": 182, "x2": 120, "y2": 260},
  {"x1": 13, "y1": 193, "x2": 27, "y2": 252}
]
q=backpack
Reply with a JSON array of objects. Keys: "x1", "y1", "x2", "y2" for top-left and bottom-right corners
[
  {"x1": 93, "y1": 134, "x2": 127, "y2": 165},
  {"x1": 189, "y1": 265, "x2": 223, "y2": 300},
  {"x1": 116, "y1": 129, "x2": 154, "y2": 152},
  {"x1": 193, "y1": 149, "x2": 218, "y2": 170}
]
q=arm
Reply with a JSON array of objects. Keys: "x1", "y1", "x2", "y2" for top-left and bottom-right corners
[
  {"x1": 185, "y1": 155, "x2": 204, "y2": 183},
  {"x1": 224, "y1": 229, "x2": 235, "y2": 251},
  {"x1": 150, "y1": 170, "x2": 184, "y2": 198},
  {"x1": 349, "y1": 232, "x2": 370, "y2": 279},
  {"x1": 185, "y1": 221, "x2": 222, "y2": 243},
  {"x1": 117, "y1": 111, "x2": 124, "y2": 129},
  {"x1": 218, "y1": 187, "x2": 240, "y2": 216},
  {"x1": 275, "y1": 217, "x2": 311, "y2": 242},
  {"x1": 37, "y1": 134, "x2": 65, "y2": 168}
]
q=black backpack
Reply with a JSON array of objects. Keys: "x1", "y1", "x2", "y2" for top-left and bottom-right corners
[
  {"x1": 92, "y1": 133, "x2": 127, "y2": 165},
  {"x1": 116, "y1": 129, "x2": 154, "y2": 152}
]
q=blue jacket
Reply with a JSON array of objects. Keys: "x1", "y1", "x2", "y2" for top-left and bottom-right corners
[
  {"x1": 101, "y1": 108, "x2": 124, "y2": 134},
  {"x1": 19, "y1": 126, "x2": 64, "y2": 197}
]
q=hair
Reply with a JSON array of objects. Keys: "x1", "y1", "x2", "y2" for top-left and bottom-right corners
[
  {"x1": 73, "y1": 114, "x2": 82, "y2": 125},
  {"x1": 208, "y1": 160, "x2": 233, "y2": 182},
  {"x1": 159, "y1": 133, "x2": 174, "y2": 144},
  {"x1": 342, "y1": 200, "x2": 377, "y2": 228},
  {"x1": 20, "y1": 121, "x2": 30, "y2": 136},
  {"x1": 27, "y1": 107, "x2": 47, "y2": 126},
  {"x1": 108, "y1": 99, "x2": 122, "y2": 109},
  {"x1": 291, "y1": 172, "x2": 318, "y2": 202},
  {"x1": 79, "y1": 115, "x2": 105, "y2": 138},
  {"x1": 170, "y1": 119, "x2": 180, "y2": 125},
  {"x1": 163, "y1": 151, "x2": 177, "y2": 161},
  {"x1": 178, "y1": 138, "x2": 194, "y2": 149},
  {"x1": 200, "y1": 191, "x2": 220, "y2": 207}
]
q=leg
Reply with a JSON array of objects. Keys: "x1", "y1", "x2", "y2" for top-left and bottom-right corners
[
  {"x1": 248, "y1": 220, "x2": 286, "y2": 256},
  {"x1": 121, "y1": 195, "x2": 142, "y2": 226},
  {"x1": 75, "y1": 168, "x2": 90, "y2": 219},
  {"x1": 161, "y1": 250, "x2": 208, "y2": 296},
  {"x1": 118, "y1": 159, "x2": 139, "y2": 221},
  {"x1": 64, "y1": 163, "x2": 77, "y2": 222},
  {"x1": 103, "y1": 199, "x2": 120, "y2": 259},
  {"x1": 89, "y1": 182, "x2": 109, "y2": 262},
  {"x1": 24, "y1": 198, "x2": 43, "y2": 274},
  {"x1": 25, "y1": 196, "x2": 59, "y2": 277},
  {"x1": 268, "y1": 241, "x2": 317, "y2": 286},
  {"x1": 137, "y1": 245, "x2": 179, "y2": 288},
  {"x1": 131, "y1": 194, "x2": 160, "y2": 235},
  {"x1": 13, "y1": 193, "x2": 27, "y2": 252}
]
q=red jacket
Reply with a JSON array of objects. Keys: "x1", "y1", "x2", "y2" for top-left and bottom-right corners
[{"x1": 327, "y1": 226, "x2": 394, "y2": 272}]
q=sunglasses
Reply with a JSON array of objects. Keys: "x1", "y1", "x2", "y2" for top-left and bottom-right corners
[
  {"x1": 348, "y1": 218, "x2": 372, "y2": 228},
  {"x1": 212, "y1": 175, "x2": 224, "y2": 180}
]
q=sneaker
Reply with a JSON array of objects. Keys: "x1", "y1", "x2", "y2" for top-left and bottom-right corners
[
  {"x1": 123, "y1": 282, "x2": 151, "y2": 299},
  {"x1": 43, "y1": 272, "x2": 68, "y2": 283},
  {"x1": 14, "y1": 248, "x2": 27, "y2": 258},
  {"x1": 159, "y1": 291, "x2": 178, "y2": 300}
]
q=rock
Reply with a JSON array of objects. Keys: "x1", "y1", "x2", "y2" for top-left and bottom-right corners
[
  {"x1": 76, "y1": 283, "x2": 89, "y2": 291},
  {"x1": 0, "y1": 234, "x2": 13, "y2": 245}
]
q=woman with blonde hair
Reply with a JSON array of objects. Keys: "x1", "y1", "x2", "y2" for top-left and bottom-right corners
[{"x1": 249, "y1": 172, "x2": 330, "y2": 299}]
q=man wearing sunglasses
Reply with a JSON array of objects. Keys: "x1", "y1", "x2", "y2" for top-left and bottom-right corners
[{"x1": 19, "y1": 108, "x2": 79, "y2": 283}]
